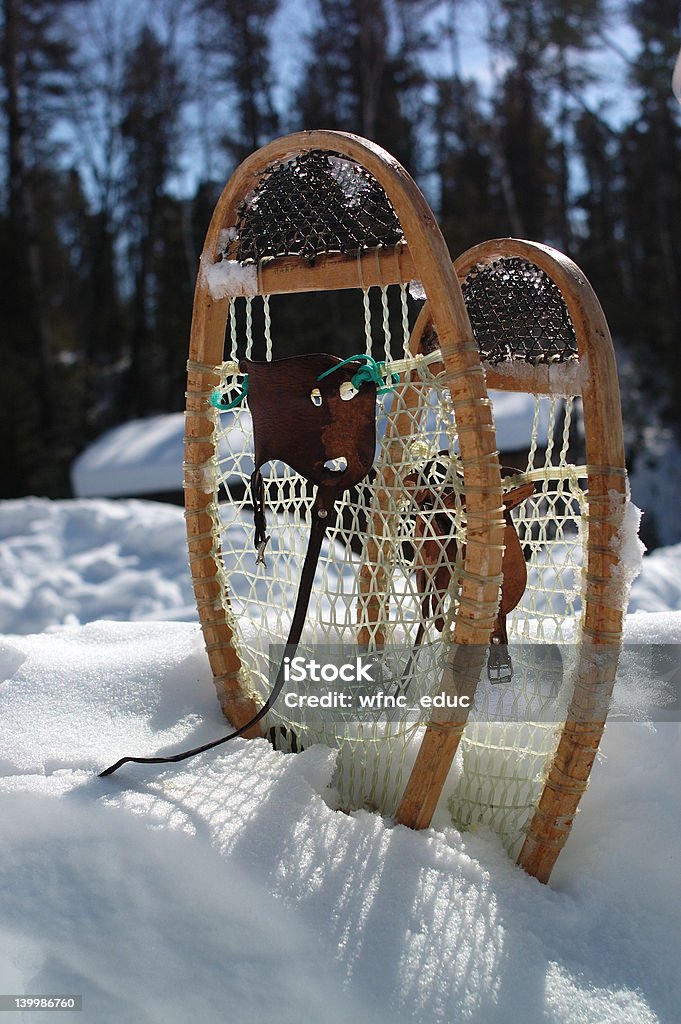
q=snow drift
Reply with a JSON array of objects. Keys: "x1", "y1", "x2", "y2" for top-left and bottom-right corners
[{"x1": 0, "y1": 497, "x2": 679, "y2": 1023}]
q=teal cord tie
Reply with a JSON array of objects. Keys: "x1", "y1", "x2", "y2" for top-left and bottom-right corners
[
  {"x1": 210, "y1": 375, "x2": 248, "y2": 411},
  {"x1": 316, "y1": 354, "x2": 399, "y2": 394}
]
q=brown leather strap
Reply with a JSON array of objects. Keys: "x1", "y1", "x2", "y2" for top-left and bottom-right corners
[
  {"x1": 99, "y1": 504, "x2": 335, "y2": 777},
  {"x1": 100, "y1": 353, "x2": 378, "y2": 776},
  {"x1": 243, "y1": 353, "x2": 377, "y2": 559},
  {"x1": 408, "y1": 467, "x2": 535, "y2": 685}
]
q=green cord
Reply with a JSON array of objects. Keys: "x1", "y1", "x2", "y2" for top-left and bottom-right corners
[
  {"x1": 211, "y1": 353, "x2": 399, "y2": 412},
  {"x1": 210, "y1": 375, "x2": 248, "y2": 411},
  {"x1": 316, "y1": 354, "x2": 399, "y2": 394}
]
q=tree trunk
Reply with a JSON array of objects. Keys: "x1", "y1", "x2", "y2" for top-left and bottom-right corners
[{"x1": 3, "y1": 0, "x2": 56, "y2": 436}]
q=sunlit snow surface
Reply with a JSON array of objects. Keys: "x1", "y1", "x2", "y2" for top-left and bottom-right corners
[{"x1": 0, "y1": 497, "x2": 680, "y2": 1023}]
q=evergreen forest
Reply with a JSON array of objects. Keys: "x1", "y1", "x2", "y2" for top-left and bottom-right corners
[{"x1": 1, "y1": 0, "x2": 680, "y2": 546}]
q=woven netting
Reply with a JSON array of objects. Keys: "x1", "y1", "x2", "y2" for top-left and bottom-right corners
[
  {"x1": 462, "y1": 256, "x2": 579, "y2": 364},
  {"x1": 450, "y1": 395, "x2": 588, "y2": 857},
  {"x1": 438, "y1": 255, "x2": 589, "y2": 856},
  {"x1": 202, "y1": 285, "x2": 464, "y2": 814},
  {"x1": 193, "y1": 285, "x2": 588, "y2": 847},
  {"x1": 231, "y1": 150, "x2": 404, "y2": 265}
]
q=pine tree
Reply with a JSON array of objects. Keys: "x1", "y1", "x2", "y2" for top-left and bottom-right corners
[
  {"x1": 432, "y1": 75, "x2": 508, "y2": 253},
  {"x1": 0, "y1": 0, "x2": 81, "y2": 494},
  {"x1": 573, "y1": 110, "x2": 627, "y2": 322},
  {"x1": 615, "y1": 1, "x2": 681, "y2": 428},
  {"x1": 119, "y1": 24, "x2": 186, "y2": 417},
  {"x1": 195, "y1": 0, "x2": 280, "y2": 163},
  {"x1": 485, "y1": 0, "x2": 608, "y2": 246},
  {"x1": 295, "y1": 0, "x2": 430, "y2": 173}
]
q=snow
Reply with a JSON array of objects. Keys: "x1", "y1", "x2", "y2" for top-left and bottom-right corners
[
  {"x1": 609, "y1": 497, "x2": 646, "y2": 607},
  {"x1": 71, "y1": 414, "x2": 187, "y2": 498},
  {"x1": 629, "y1": 544, "x2": 681, "y2": 614},
  {"x1": 488, "y1": 389, "x2": 551, "y2": 453},
  {"x1": 202, "y1": 255, "x2": 258, "y2": 299},
  {"x1": 0, "y1": 498, "x2": 196, "y2": 633},
  {"x1": 1, "y1": 496, "x2": 680, "y2": 1023},
  {"x1": 71, "y1": 413, "x2": 252, "y2": 498}
]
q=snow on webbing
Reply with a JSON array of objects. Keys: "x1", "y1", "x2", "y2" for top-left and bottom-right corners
[
  {"x1": 0, "y1": 613, "x2": 680, "y2": 1022},
  {"x1": 462, "y1": 256, "x2": 578, "y2": 365},
  {"x1": 609, "y1": 497, "x2": 646, "y2": 604},
  {"x1": 232, "y1": 150, "x2": 404, "y2": 263}
]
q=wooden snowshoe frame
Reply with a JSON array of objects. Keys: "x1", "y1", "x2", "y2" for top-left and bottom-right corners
[
  {"x1": 395, "y1": 238, "x2": 629, "y2": 882},
  {"x1": 184, "y1": 132, "x2": 630, "y2": 885},
  {"x1": 184, "y1": 131, "x2": 504, "y2": 748}
]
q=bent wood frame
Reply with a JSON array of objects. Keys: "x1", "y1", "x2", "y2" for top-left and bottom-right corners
[
  {"x1": 398, "y1": 238, "x2": 628, "y2": 883},
  {"x1": 184, "y1": 132, "x2": 505, "y2": 750}
]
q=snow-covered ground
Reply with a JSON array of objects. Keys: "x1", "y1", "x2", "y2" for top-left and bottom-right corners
[{"x1": 1, "y1": 496, "x2": 680, "y2": 1023}]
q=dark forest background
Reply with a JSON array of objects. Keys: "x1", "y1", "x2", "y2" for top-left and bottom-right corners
[{"x1": 1, "y1": 0, "x2": 680, "y2": 545}]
